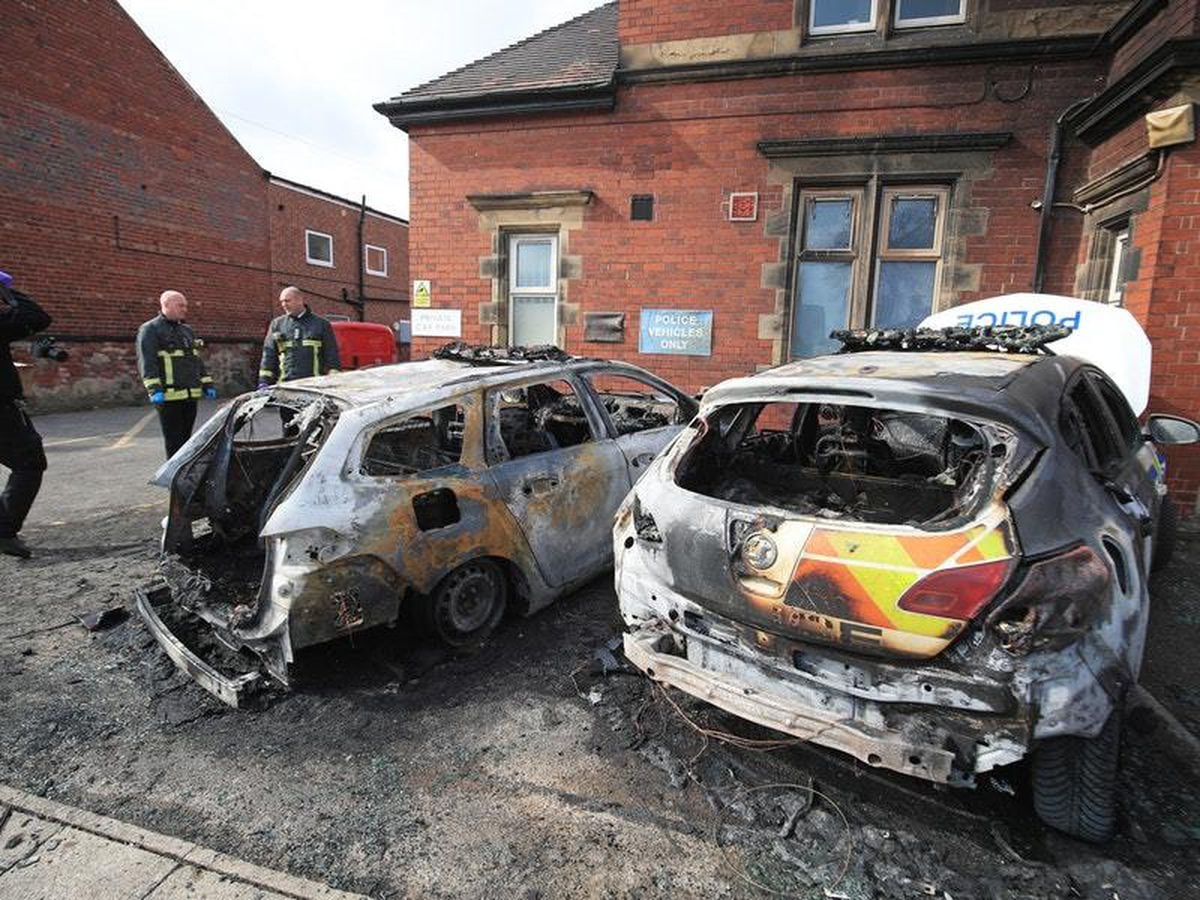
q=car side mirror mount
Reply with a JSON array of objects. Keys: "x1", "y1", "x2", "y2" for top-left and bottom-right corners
[{"x1": 1146, "y1": 414, "x2": 1200, "y2": 445}]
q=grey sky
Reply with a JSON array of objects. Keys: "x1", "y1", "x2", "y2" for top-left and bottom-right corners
[{"x1": 117, "y1": 1, "x2": 606, "y2": 220}]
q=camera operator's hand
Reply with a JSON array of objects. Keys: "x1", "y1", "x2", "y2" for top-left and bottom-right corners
[
  {"x1": 150, "y1": 390, "x2": 166, "y2": 405},
  {"x1": 203, "y1": 386, "x2": 217, "y2": 400}
]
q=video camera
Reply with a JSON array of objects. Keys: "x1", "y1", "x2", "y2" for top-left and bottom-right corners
[{"x1": 31, "y1": 335, "x2": 69, "y2": 363}]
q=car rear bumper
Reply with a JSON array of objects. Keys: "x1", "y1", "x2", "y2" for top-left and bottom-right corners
[
  {"x1": 135, "y1": 583, "x2": 262, "y2": 708},
  {"x1": 623, "y1": 620, "x2": 1030, "y2": 786}
]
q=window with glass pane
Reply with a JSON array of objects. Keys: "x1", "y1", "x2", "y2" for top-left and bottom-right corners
[
  {"x1": 810, "y1": 0, "x2": 875, "y2": 33},
  {"x1": 886, "y1": 197, "x2": 937, "y2": 250},
  {"x1": 514, "y1": 239, "x2": 555, "y2": 289},
  {"x1": 509, "y1": 234, "x2": 558, "y2": 348},
  {"x1": 806, "y1": 198, "x2": 853, "y2": 249},
  {"x1": 1106, "y1": 230, "x2": 1129, "y2": 306},
  {"x1": 872, "y1": 188, "x2": 946, "y2": 329},
  {"x1": 793, "y1": 261, "x2": 853, "y2": 357},
  {"x1": 791, "y1": 193, "x2": 857, "y2": 359},
  {"x1": 896, "y1": 0, "x2": 966, "y2": 27}
]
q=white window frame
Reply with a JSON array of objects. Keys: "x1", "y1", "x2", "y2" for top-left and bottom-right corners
[
  {"x1": 507, "y1": 233, "x2": 559, "y2": 347},
  {"x1": 895, "y1": 0, "x2": 967, "y2": 29},
  {"x1": 809, "y1": 0, "x2": 877, "y2": 35},
  {"x1": 1106, "y1": 229, "x2": 1129, "y2": 306},
  {"x1": 364, "y1": 243, "x2": 388, "y2": 277},
  {"x1": 305, "y1": 229, "x2": 334, "y2": 268}
]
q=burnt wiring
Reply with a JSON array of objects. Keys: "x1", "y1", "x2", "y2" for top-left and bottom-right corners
[
  {"x1": 433, "y1": 341, "x2": 573, "y2": 365},
  {"x1": 832, "y1": 325, "x2": 1072, "y2": 354},
  {"x1": 713, "y1": 781, "x2": 854, "y2": 896}
]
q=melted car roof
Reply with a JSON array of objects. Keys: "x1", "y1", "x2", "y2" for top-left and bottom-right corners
[{"x1": 267, "y1": 356, "x2": 664, "y2": 409}]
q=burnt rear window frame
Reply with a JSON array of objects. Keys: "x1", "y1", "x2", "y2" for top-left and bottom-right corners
[
  {"x1": 1059, "y1": 369, "x2": 1129, "y2": 475},
  {"x1": 359, "y1": 402, "x2": 468, "y2": 479}
]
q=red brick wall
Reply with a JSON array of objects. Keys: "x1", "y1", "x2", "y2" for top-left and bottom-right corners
[
  {"x1": 1110, "y1": 0, "x2": 1199, "y2": 83},
  {"x1": 407, "y1": 59, "x2": 1102, "y2": 390},
  {"x1": 267, "y1": 182, "x2": 410, "y2": 331},
  {"x1": 618, "y1": 0, "x2": 795, "y2": 44},
  {"x1": 1, "y1": 0, "x2": 273, "y2": 408},
  {"x1": 1108, "y1": 145, "x2": 1200, "y2": 510}
]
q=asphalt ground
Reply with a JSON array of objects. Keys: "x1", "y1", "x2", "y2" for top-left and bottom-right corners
[
  {"x1": 0, "y1": 403, "x2": 1197, "y2": 898},
  {"x1": 25, "y1": 400, "x2": 222, "y2": 527}
]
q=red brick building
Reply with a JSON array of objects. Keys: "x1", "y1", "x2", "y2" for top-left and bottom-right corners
[
  {"x1": 267, "y1": 175, "x2": 410, "y2": 344},
  {"x1": 378, "y1": 0, "x2": 1200, "y2": 510},
  {"x1": 1, "y1": 0, "x2": 408, "y2": 410}
]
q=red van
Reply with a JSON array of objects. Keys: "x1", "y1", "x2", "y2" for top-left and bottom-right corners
[{"x1": 330, "y1": 321, "x2": 397, "y2": 369}]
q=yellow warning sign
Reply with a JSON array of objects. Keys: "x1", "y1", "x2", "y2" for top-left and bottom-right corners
[{"x1": 412, "y1": 280, "x2": 431, "y2": 308}]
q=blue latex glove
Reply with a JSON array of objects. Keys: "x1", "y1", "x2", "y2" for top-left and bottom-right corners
[
  {"x1": 149, "y1": 390, "x2": 165, "y2": 405},
  {"x1": 256, "y1": 382, "x2": 271, "y2": 393},
  {"x1": 203, "y1": 386, "x2": 217, "y2": 399}
]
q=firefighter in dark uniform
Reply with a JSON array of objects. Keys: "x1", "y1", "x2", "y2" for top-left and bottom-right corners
[
  {"x1": 137, "y1": 290, "x2": 216, "y2": 459},
  {"x1": 0, "y1": 270, "x2": 51, "y2": 558},
  {"x1": 258, "y1": 286, "x2": 340, "y2": 387}
]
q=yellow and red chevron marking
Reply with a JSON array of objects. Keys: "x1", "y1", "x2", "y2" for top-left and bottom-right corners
[{"x1": 782, "y1": 512, "x2": 1014, "y2": 644}]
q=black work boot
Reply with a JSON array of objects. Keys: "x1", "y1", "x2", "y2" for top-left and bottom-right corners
[{"x1": 0, "y1": 535, "x2": 32, "y2": 559}]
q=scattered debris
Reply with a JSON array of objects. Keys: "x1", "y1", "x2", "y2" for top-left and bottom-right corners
[
  {"x1": 832, "y1": 325, "x2": 1072, "y2": 354},
  {"x1": 76, "y1": 606, "x2": 127, "y2": 632},
  {"x1": 432, "y1": 341, "x2": 572, "y2": 365}
]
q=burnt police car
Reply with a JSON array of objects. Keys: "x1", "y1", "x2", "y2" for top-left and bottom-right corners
[{"x1": 615, "y1": 295, "x2": 1197, "y2": 842}]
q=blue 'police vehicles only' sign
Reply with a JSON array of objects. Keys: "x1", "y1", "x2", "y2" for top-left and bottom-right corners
[{"x1": 638, "y1": 309, "x2": 713, "y2": 356}]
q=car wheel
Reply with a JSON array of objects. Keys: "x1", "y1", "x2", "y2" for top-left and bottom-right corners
[
  {"x1": 1031, "y1": 706, "x2": 1121, "y2": 843},
  {"x1": 420, "y1": 559, "x2": 508, "y2": 648},
  {"x1": 1152, "y1": 496, "x2": 1178, "y2": 572}
]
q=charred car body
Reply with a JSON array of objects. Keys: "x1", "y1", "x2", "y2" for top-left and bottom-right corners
[
  {"x1": 138, "y1": 349, "x2": 696, "y2": 707},
  {"x1": 616, "y1": 311, "x2": 1197, "y2": 842}
]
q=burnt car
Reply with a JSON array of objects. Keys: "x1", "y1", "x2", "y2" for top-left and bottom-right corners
[
  {"x1": 138, "y1": 346, "x2": 696, "y2": 707},
  {"x1": 616, "y1": 307, "x2": 1198, "y2": 842}
]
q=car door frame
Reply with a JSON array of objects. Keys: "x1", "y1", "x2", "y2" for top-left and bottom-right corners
[
  {"x1": 575, "y1": 363, "x2": 700, "y2": 483},
  {"x1": 481, "y1": 369, "x2": 633, "y2": 590}
]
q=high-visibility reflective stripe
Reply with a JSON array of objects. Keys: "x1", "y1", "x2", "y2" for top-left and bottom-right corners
[
  {"x1": 156, "y1": 349, "x2": 185, "y2": 386},
  {"x1": 143, "y1": 377, "x2": 162, "y2": 388},
  {"x1": 259, "y1": 369, "x2": 275, "y2": 379},
  {"x1": 301, "y1": 339, "x2": 322, "y2": 374},
  {"x1": 200, "y1": 375, "x2": 213, "y2": 384},
  {"x1": 784, "y1": 513, "x2": 1014, "y2": 640},
  {"x1": 163, "y1": 388, "x2": 199, "y2": 401}
]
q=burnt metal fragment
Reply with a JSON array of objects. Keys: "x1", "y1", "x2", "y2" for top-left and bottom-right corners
[
  {"x1": 832, "y1": 325, "x2": 1072, "y2": 355},
  {"x1": 76, "y1": 607, "x2": 128, "y2": 632},
  {"x1": 433, "y1": 341, "x2": 573, "y2": 365}
]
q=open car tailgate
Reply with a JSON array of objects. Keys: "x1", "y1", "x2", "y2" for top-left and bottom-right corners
[{"x1": 135, "y1": 582, "x2": 261, "y2": 708}]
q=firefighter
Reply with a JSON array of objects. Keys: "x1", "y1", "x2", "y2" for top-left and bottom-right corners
[
  {"x1": 257, "y1": 286, "x2": 340, "y2": 388},
  {"x1": 0, "y1": 271, "x2": 52, "y2": 559},
  {"x1": 136, "y1": 290, "x2": 216, "y2": 459}
]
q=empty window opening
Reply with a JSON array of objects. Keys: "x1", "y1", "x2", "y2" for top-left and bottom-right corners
[
  {"x1": 489, "y1": 379, "x2": 593, "y2": 460},
  {"x1": 676, "y1": 400, "x2": 996, "y2": 526},
  {"x1": 582, "y1": 373, "x2": 688, "y2": 435},
  {"x1": 362, "y1": 404, "x2": 465, "y2": 477}
]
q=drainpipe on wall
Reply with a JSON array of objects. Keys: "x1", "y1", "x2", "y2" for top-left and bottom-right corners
[
  {"x1": 356, "y1": 195, "x2": 367, "y2": 322},
  {"x1": 1032, "y1": 97, "x2": 1094, "y2": 293}
]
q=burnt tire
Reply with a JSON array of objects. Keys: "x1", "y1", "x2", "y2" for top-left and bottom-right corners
[
  {"x1": 1152, "y1": 496, "x2": 1178, "y2": 572},
  {"x1": 419, "y1": 559, "x2": 508, "y2": 648},
  {"x1": 1032, "y1": 707, "x2": 1121, "y2": 843}
]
